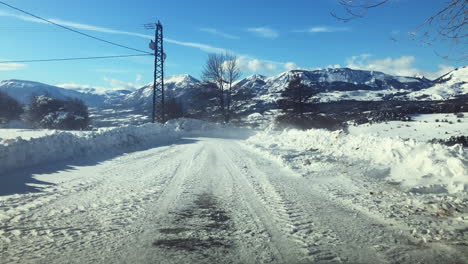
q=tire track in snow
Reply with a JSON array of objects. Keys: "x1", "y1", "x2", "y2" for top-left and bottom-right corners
[
  {"x1": 0, "y1": 144, "x2": 181, "y2": 227},
  {"x1": 0, "y1": 143, "x2": 192, "y2": 264},
  {"x1": 3, "y1": 136, "x2": 466, "y2": 263},
  {"x1": 220, "y1": 142, "x2": 343, "y2": 263},
  {"x1": 107, "y1": 141, "x2": 212, "y2": 263},
  {"x1": 240, "y1": 142, "x2": 468, "y2": 264},
  {"x1": 217, "y1": 142, "x2": 309, "y2": 263}
]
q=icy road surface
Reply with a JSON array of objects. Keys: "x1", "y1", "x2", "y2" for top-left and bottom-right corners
[{"x1": 1, "y1": 137, "x2": 467, "y2": 264}]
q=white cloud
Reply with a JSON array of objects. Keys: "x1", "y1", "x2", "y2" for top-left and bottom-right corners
[
  {"x1": 104, "y1": 77, "x2": 141, "y2": 90},
  {"x1": 0, "y1": 10, "x2": 230, "y2": 54},
  {"x1": 164, "y1": 38, "x2": 229, "y2": 53},
  {"x1": 247, "y1": 27, "x2": 279, "y2": 39},
  {"x1": 199, "y1": 28, "x2": 239, "y2": 39},
  {"x1": 93, "y1": 68, "x2": 129, "y2": 73},
  {"x1": 57, "y1": 77, "x2": 143, "y2": 94},
  {"x1": 135, "y1": 74, "x2": 142, "y2": 83},
  {"x1": 56, "y1": 83, "x2": 109, "y2": 94},
  {"x1": 0, "y1": 61, "x2": 26, "y2": 71},
  {"x1": 346, "y1": 54, "x2": 454, "y2": 79},
  {"x1": 235, "y1": 56, "x2": 305, "y2": 74},
  {"x1": 284, "y1": 62, "x2": 300, "y2": 71},
  {"x1": 433, "y1": 64, "x2": 456, "y2": 78},
  {"x1": 0, "y1": 10, "x2": 305, "y2": 76},
  {"x1": 327, "y1": 64, "x2": 342, "y2": 69},
  {"x1": 304, "y1": 26, "x2": 350, "y2": 33},
  {"x1": 236, "y1": 56, "x2": 280, "y2": 72}
]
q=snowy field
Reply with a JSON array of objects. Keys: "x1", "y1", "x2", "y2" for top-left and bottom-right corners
[
  {"x1": 1, "y1": 119, "x2": 467, "y2": 263},
  {"x1": 349, "y1": 112, "x2": 468, "y2": 142}
]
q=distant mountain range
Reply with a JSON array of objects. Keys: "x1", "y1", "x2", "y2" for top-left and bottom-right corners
[
  {"x1": 0, "y1": 80, "x2": 106, "y2": 107},
  {"x1": 119, "y1": 66, "x2": 467, "y2": 116},
  {"x1": 1, "y1": 67, "x2": 466, "y2": 117}
]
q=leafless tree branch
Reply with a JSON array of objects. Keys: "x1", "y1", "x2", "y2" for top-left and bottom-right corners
[
  {"x1": 224, "y1": 53, "x2": 242, "y2": 123},
  {"x1": 333, "y1": 0, "x2": 467, "y2": 60},
  {"x1": 202, "y1": 53, "x2": 227, "y2": 120}
]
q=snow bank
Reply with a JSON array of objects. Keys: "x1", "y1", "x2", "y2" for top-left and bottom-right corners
[
  {"x1": 0, "y1": 123, "x2": 180, "y2": 175},
  {"x1": 247, "y1": 128, "x2": 468, "y2": 193},
  {"x1": 0, "y1": 119, "x2": 252, "y2": 175}
]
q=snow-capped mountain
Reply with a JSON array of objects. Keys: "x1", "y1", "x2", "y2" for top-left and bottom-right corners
[
  {"x1": 2, "y1": 67, "x2": 466, "y2": 116},
  {"x1": 0, "y1": 80, "x2": 106, "y2": 107},
  {"x1": 401, "y1": 66, "x2": 468, "y2": 100},
  {"x1": 235, "y1": 68, "x2": 434, "y2": 103},
  {"x1": 122, "y1": 74, "x2": 202, "y2": 108},
  {"x1": 116, "y1": 67, "x2": 466, "y2": 118}
]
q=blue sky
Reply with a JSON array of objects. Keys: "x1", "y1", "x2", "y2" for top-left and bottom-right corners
[{"x1": 0, "y1": 0, "x2": 465, "y2": 92}]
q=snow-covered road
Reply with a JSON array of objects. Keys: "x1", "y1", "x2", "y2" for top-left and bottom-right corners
[{"x1": 1, "y1": 136, "x2": 467, "y2": 264}]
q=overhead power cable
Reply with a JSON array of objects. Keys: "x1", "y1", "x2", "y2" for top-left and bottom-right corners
[
  {"x1": 0, "y1": 1, "x2": 152, "y2": 55},
  {"x1": 0, "y1": 54, "x2": 152, "y2": 63}
]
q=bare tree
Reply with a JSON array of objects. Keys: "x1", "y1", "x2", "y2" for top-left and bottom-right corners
[
  {"x1": 202, "y1": 53, "x2": 227, "y2": 121},
  {"x1": 331, "y1": 0, "x2": 390, "y2": 22},
  {"x1": 332, "y1": 0, "x2": 467, "y2": 60},
  {"x1": 224, "y1": 53, "x2": 242, "y2": 123}
]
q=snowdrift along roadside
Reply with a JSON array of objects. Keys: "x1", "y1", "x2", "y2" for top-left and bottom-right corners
[
  {"x1": 0, "y1": 123, "x2": 178, "y2": 175},
  {"x1": 0, "y1": 119, "x2": 250, "y2": 175},
  {"x1": 247, "y1": 128, "x2": 468, "y2": 194}
]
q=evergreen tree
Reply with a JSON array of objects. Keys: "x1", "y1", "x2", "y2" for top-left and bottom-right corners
[
  {"x1": 165, "y1": 94, "x2": 184, "y2": 120},
  {"x1": 278, "y1": 74, "x2": 315, "y2": 117},
  {"x1": 0, "y1": 91, "x2": 23, "y2": 124},
  {"x1": 26, "y1": 96, "x2": 89, "y2": 130}
]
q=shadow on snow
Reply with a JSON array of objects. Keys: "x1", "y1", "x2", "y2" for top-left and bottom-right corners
[{"x1": 0, "y1": 137, "x2": 198, "y2": 196}]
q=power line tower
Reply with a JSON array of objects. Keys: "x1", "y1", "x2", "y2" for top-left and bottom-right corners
[{"x1": 146, "y1": 21, "x2": 166, "y2": 123}]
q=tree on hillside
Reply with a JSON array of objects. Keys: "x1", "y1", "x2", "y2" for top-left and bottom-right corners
[
  {"x1": 224, "y1": 53, "x2": 242, "y2": 123},
  {"x1": 186, "y1": 82, "x2": 220, "y2": 120},
  {"x1": 202, "y1": 53, "x2": 227, "y2": 121},
  {"x1": 165, "y1": 91, "x2": 184, "y2": 120},
  {"x1": 278, "y1": 74, "x2": 317, "y2": 117},
  {"x1": 26, "y1": 96, "x2": 90, "y2": 130},
  {"x1": 0, "y1": 91, "x2": 23, "y2": 124},
  {"x1": 277, "y1": 76, "x2": 347, "y2": 130}
]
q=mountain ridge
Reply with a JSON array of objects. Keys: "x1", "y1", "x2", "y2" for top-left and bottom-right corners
[{"x1": 1, "y1": 67, "x2": 466, "y2": 112}]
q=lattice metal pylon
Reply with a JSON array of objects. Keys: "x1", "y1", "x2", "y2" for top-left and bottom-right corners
[{"x1": 151, "y1": 21, "x2": 165, "y2": 123}]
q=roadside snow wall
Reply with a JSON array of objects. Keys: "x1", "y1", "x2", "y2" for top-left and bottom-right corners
[
  {"x1": 247, "y1": 128, "x2": 468, "y2": 194},
  {"x1": 0, "y1": 123, "x2": 180, "y2": 175},
  {"x1": 0, "y1": 119, "x2": 252, "y2": 175}
]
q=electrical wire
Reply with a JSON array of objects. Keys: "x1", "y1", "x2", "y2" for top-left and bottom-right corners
[
  {"x1": 0, "y1": 1, "x2": 152, "y2": 55},
  {"x1": 0, "y1": 54, "x2": 152, "y2": 63}
]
